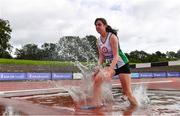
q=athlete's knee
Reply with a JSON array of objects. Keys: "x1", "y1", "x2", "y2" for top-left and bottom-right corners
[{"x1": 94, "y1": 73, "x2": 103, "y2": 85}]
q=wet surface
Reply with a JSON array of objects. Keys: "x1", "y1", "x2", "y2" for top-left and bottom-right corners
[
  {"x1": 0, "y1": 105, "x2": 26, "y2": 115},
  {"x1": 0, "y1": 88, "x2": 179, "y2": 115},
  {"x1": 24, "y1": 93, "x2": 74, "y2": 108}
]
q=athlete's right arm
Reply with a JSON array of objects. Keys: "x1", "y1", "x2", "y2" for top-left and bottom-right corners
[
  {"x1": 96, "y1": 40, "x2": 104, "y2": 65},
  {"x1": 92, "y1": 40, "x2": 104, "y2": 79}
]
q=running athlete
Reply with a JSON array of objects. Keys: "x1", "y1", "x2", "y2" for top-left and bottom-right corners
[{"x1": 92, "y1": 18, "x2": 138, "y2": 106}]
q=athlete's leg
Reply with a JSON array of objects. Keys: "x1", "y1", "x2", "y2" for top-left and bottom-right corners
[
  {"x1": 119, "y1": 74, "x2": 138, "y2": 106},
  {"x1": 92, "y1": 67, "x2": 114, "y2": 106},
  {"x1": 92, "y1": 72, "x2": 103, "y2": 106}
]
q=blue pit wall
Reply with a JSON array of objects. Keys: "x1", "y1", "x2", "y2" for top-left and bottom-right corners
[{"x1": 0, "y1": 72, "x2": 179, "y2": 81}]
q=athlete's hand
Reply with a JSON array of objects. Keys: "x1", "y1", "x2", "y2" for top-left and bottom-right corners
[
  {"x1": 94, "y1": 65, "x2": 101, "y2": 73},
  {"x1": 104, "y1": 67, "x2": 115, "y2": 75},
  {"x1": 92, "y1": 65, "x2": 101, "y2": 80},
  {"x1": 102, "y1": 67, "x2": 115, "y2": 81}
]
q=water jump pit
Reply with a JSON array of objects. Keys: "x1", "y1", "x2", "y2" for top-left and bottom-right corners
[{"x1": 0, "y1": 78, "x2": 179, "y2": 116}]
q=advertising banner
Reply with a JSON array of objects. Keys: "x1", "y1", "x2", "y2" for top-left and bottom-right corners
[
  {"x1": 131, "y1": 73, "x2": 140, "y2": 78},
  {"x1": 26, "y1": 73, "x2": 51, "y2": 80},
  {"x1": 167, "y1": 72, "x2": 180, "y2": 77},
  {"x1": 0, "y1": 73, "x2": 26, "y2": 81},
  {"x1": 139, "y1": 73, "x2": 153, "y2": 78},
  {"x1": 52, "y1": 73, "x2": 73, "y2": 80},
  {"x1": 153, "y1": 72, "x2": 167, "y2": 78},
  {"x1": 73, "y1": 73, "x2": 83, "y2": 79}
]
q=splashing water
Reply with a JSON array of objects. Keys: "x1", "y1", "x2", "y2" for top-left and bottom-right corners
[
  {"x1": 56, "y1": 36, "x2": 149, "y2": 107},
  {"x1": 132, "y1": 85, "x2": 150, "y2": 107},
  {"x1": 56, "y1": 36, "x2": 114, "y2": 106}
]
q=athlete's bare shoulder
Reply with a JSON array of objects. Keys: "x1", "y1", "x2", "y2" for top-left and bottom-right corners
[{"x1": 110, "y1": 33, "x2": 118, "y2": 42}]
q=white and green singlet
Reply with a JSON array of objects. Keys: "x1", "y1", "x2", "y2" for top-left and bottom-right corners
[{"x1": 97, "y1": 32, "x2": 129, "y2": 69}]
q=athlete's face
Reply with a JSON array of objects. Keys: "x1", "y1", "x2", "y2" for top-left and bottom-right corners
[{"x1": 95, "y1": 20, "x2": 107, "y2": 34}]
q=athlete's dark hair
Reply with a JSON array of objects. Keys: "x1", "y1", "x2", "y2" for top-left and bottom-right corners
[{"x1": 94, "y1": 18, "x2": 118, "y2": 36}]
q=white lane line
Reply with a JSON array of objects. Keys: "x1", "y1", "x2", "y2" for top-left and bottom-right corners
[
  {"x1": 15, "y1": 93, "x2": 70, "y2": 99},
  {"x1": 0, "y1": 87, "x2": 67, "y2": 95},
  {"x1": 113, "y1": 80, "x2": 173, "y2": 86},
  {"x1": 3, "y1": 88, "x2": 65, "y2": 93}
]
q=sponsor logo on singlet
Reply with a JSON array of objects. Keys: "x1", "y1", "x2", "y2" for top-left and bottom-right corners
[{"x1": 101, "y1": 46, "x2": 108, "y2": 53}]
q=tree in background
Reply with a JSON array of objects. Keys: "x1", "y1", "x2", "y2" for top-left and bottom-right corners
[
  {"x1": 85, "y1": 35, "x2": 98, "y2": 56},
  {"x1": 128, "y1": 50, "x2": 150, "y2": 63},
  {"x1": 0, "y1": 19, "x2": 12, "y2": 58},
  {"x1": 175, "y1": 49, "x2": 180, "y2": 59},
  {"x1": 155, "y1": 51, "x2": 166, "y2": 59},
  {"x1": 14, "y1": 35, "x2": 179, "y2": 62},
  {"x1": 15, "y1": 44, "x2": 42, "y2": 60},
  {"x1": 57, "y1": 36, "x2": 98, "y2": 62},
  {"x1": 151, "y1": 51, "x2": 167, "y2": 62},
  {"x1": 126, "y1": 50, "x2": 170, "y2": 63},
  {"x1": 41, "y1": 43, "x2": 58, "y2": 60},
  {"x1": 166, "y1": 51, "x2": 176, "y2": 59}
]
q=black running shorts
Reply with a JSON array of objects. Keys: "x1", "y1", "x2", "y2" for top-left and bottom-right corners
[{"x1": 114, "y1": 63, "x2": 131, "y2": 75}]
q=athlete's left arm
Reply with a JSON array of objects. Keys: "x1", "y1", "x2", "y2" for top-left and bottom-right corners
[{"x1": 109, "y1": 34, "x2": 119, "y2": 69}]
